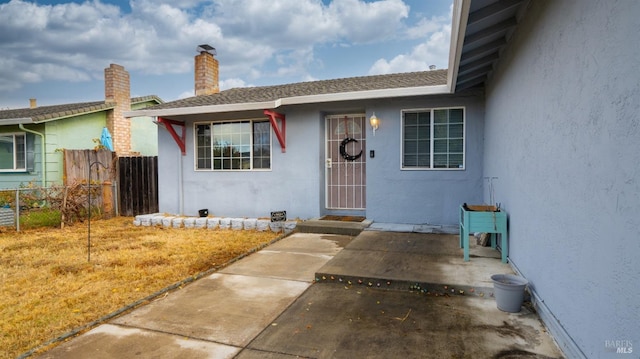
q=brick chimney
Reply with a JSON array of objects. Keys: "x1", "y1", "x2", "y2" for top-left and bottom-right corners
[
  {"x1": 194, "y1": 45, "x2": 219, "y2": 96},
  {"x1": 29, "y1": 98, "x2": 37, "y2": 108},
  {"x1": 104, "y1": 64, "x2": 131, "y2": 155}
]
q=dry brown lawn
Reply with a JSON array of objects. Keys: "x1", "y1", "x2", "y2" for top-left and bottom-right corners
[{"x1": 0, "y1": 217, "x2": 281, "y2": 359}]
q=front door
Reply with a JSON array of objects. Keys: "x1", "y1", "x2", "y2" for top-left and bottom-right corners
[{"x1": 325, "y1": 114, "x2": 366, "y2": 210}]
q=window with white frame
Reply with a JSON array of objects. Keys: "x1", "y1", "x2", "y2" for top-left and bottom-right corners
[
  {"x1": 402, "y1": 108, "x2": 464, "y2": 169},
  {"x1": 0, "y1": 133, "x2": 26, "y2": 171},
  {"x1": 195, "y1": 120, "x2": 271, "y2": 170}
]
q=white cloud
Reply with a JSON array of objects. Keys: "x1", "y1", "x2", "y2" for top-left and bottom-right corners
[
  {"x1": 326, "y1": 0, "x2": 409, "y2": 43},
  {"x1": 177, "y1": 90, "x2": 194, "y2": 99},
  {"x1": 406, "y1": 13, "x2": 449, "y2": 39},
  {"x1": 0, "y1": 0, "x2": 229, "y2": 90},
  {"x1": 274, "y1": 47, "x2": 320, "y2": 78},
  {"x1": 213, "y1": 0, "x2": 331, "y2": 47},
  {"x1": 196, "y1": 0, "x2": 411, "y2": 80},
  {"x1": 220, "y1": 78, "x2": 251, "y2": 90},
  {"x1": 213, "y1": 0, "x2": 409, "y2": 47},
  {"x1": 0, "y1": 0, "x2": 50, "y2": 32},
  {"x1": 0, "y1": 0, "x2": 451, "y2": 102},
  {"x1": 368, "y1": 4, "x2": 451, "y2": 74}
]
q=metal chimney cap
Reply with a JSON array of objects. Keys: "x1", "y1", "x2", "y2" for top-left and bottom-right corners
[{"x1": 197, "y1": 44, "x2": 216, "y2": 55}]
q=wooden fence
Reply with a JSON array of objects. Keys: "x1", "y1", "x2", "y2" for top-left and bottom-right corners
[
  {"x1": 64, "y1": 150, "x2": 159, "y2": 216},
  {"x1": 64, "y1": 149, "x2": 117, "y2": 184},
  {"x1": 118, "y1": 156, "x2": 159, "y2": 216}
]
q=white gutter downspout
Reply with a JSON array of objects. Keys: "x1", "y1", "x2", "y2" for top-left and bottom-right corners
[
  {"x1": 178, "y1": 148, "x2": 183, "y2": 215},
  {"x1": 19, "y1": 124, "x2": 46, "y2": 187}
]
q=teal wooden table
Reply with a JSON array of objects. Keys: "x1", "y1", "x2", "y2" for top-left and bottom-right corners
[{"x1": 459, "y1": 205, "x2": 508, "y2": 263}]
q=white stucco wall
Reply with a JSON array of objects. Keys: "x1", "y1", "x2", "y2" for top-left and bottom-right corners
[{"x1": 482, "y1": 1, "x2": 640, "y2": 357}]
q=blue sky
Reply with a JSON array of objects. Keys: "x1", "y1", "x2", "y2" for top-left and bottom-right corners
[{"x1": 0, "y1": 0, "x2": 453, "y2": 109}]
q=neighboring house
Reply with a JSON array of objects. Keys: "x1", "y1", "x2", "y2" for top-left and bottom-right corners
[
  {"x1": 130, "y1": 0, "x2": 639, "y2": 357},
  {"x1": 0, "y1": 64, "x2": 162, "y2": 188}
]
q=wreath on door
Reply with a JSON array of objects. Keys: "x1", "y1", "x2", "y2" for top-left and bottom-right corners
[{"x1": 340, "y1": 137, "x2": 363, "y2": 161}]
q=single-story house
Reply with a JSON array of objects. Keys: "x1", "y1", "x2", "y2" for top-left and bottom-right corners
[
  {"x1": 129, "y1": 0, "x2": 639, "y2": 357},
  {"x1": 129, "y1": 52, "x2": 483, "y2": 224},
  {"x1": 0, "y1": 64, "x2": 162, "y2": 188}
]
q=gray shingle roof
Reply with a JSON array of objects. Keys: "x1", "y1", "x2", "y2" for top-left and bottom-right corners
[
  {"x1": 0, "y1": 101, "x2": 113, "y2": 123},
  {"x1": 148, "y1": 69, "x2": 448, "y2": 110},
  {"x1": 0, "y1": 95, "x2": 162, "y2": 123},
  {"x1": 132, "y1": 95, "x2": 164, "y2": 105}
]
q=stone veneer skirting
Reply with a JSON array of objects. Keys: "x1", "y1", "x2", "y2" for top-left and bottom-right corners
[{"x1": 133, "y1": 213, "x2": 297, "y2": 233}]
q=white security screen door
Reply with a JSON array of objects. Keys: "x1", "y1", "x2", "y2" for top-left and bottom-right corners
[{"x1": 325, "y1": 114, "x2": 366, "y2": 210}]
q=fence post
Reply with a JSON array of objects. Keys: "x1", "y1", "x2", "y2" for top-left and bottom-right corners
[
  {"x1": 15, "y1": 188, "x2": 20, "y2": 232},
  {"x1": 113, "y1": 181, "x2": 119, "y2": 217},
  {"x1": 102, "y1": 181, "x2": 113, "y2": 218}
]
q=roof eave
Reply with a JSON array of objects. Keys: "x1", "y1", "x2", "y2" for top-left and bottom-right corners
[
  {"x1": 282, "y1": 84, "x2": 450, "y2": 105},
  {"x1": 31, "y1": 104, "x2": 116, "y2": 123},
  {"x1": 131, "y1": 95, "x2": 164, "y2": 105},
  {"x1": 0, "y1": 118, "x2": 35, "y2": 125},
  {"x1": 124, "y1": 84, "x2": 450, "y2": 118},
  {"x1": 124, "y1": 101, "x2": 278, "y2": 118},
  {"x1": 447, "y1": 0, "x2": 472, "y2": 93}
]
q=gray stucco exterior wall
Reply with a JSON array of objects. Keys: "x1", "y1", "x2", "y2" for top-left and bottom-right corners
[
  {"x1": 157, "y1": 111, "x2": 323, "y2": 220},
  {"x1": 157, "y1": 93, "x2": 484, "y2": 225},
  {"x1": 366, "y1": 93, "x2": 485, "y2": 224},
  {"x1": 482, "y1": 1, "x2": 639, "y2": 357}
]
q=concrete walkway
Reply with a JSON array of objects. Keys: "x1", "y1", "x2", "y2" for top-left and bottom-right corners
[{"x1": 37, "y1": 228, "x2": 564, "y2": 358}]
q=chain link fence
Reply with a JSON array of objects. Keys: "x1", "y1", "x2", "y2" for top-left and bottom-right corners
[{"x1": 0, "y1": 182, "x2": 117, "y2": 231}]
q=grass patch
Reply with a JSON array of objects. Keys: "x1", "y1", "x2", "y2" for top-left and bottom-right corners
[
  {"x1": 0, "y1": 217, "x2": 280, "y2": 359},
  {"x1": 19, "y1": 208, "x2": 62, "y2": 229}
]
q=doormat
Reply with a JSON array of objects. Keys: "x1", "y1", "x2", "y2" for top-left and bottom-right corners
[{"x1": 319, "y1": 215, "x2": 366, "y2": 222}]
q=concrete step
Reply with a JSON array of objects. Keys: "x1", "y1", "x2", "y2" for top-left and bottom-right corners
[
  {"x1": 296, "y1": 218, "x2": 372, "y2": 236},
  {"x1": 314, "y1": 230, "x2": 515, "y2": 300},
  {"x1": 314, "y1": 272, "x2": 495, "y2": 299}
]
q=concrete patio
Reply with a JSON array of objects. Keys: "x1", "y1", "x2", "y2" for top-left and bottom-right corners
[{"x1": 36, "y1": 223, "x2": 563, "y2": 358}]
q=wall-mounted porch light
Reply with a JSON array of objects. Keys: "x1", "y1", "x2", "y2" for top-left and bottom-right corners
[{"x1": 369, "y1": 112, "x2": 380, "y2": 135}]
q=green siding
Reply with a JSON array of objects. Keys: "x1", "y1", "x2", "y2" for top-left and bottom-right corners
[
  {"x1": 130, "y1": 100, "x2": 158, "y2": 156},
  {"x1": 49, "y1": 112, "x2": 106, "y2": 150},
  {"x1": 44, "y1": 112, "x2": 107, "y2": 185}
]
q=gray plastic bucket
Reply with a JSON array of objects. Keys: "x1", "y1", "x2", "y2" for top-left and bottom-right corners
[{"x1": 491, "y1": 274, "x2": 528, "y2": 313}]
